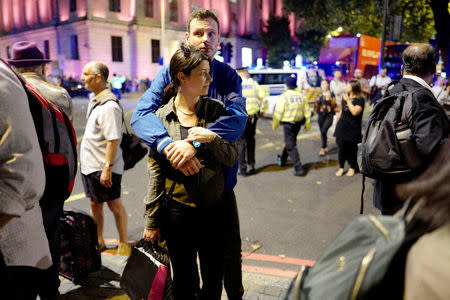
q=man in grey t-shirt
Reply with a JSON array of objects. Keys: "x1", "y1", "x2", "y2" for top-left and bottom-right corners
[{"x1": 80, "y1": 61, "x2": 130, "y2": 256}]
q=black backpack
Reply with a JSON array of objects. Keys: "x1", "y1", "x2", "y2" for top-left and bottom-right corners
[
  {"x1": 358, "y1": 81, "x2": 423, "y2": 182},
  {"x1": 2, "y1": 59, "x2": 78, "y2": 208}
]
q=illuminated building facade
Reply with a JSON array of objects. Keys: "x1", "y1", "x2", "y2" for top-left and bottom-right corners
[{"x1": 0, "y1": 0, "x2": 299, "y2": 79}]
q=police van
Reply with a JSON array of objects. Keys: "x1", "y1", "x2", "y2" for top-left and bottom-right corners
[{"x1": 248, "y1": 68, "x2": 324, "y2": 115}]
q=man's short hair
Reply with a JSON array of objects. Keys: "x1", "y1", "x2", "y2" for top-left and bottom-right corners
[
  {"x1": 14, "y1": 64, "x2": 43, "y2": 74},
  {"x1": 402, "y1": 44, "x2": 436, "y2": 77},
  {"x1": 91, "y1": 62, "x2": 109, "y2": 82},
  {"x1": 187, "y1": 8, "x2": 220, "y2": 33}
]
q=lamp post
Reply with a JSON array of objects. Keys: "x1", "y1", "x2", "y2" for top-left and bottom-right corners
[
  {"x1": 379, "y1": 0, "x2": 389, "y2": 69},
  {"x1": 160, "y1": 0, "x2": 165, "y2": 65}
]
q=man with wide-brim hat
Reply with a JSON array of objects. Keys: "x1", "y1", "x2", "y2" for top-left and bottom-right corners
[
  {"x1": 8, "y1": 41, "x2": 73, "y2": 120},
  {"x1": 8, "y1": 40, "x2": 73, "y2": 299}
]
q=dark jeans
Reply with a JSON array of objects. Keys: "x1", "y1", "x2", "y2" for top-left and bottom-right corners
[
  {"x1": 237, "y1": 116, "x2": 258, "y2": 171},
  {"x1": 318, "y1": 114, "x2": 333, "y2": 149},
  {"x1": 281, "y1": 121, "x2": 304, "y2": 171},
  {"x1": 0, "y1": 251, "x2": 53, "y2": 300},
  {"x1": 40, "y1": 202, "x2": 64, "y2": 299},
  {"x1": 161, "y1": 200, "x2": 225, "y2": 300},
  {"x1": 222, "y1": 190, "x2": 244, "y2": 300},
  {"x1": 336, "y1": 137, "x2": 358, "y2": 169}
]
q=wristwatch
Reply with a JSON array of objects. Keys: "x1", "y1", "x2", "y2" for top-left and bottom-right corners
[{"x1": 104, "y1": 161, "x2": 114, "y2": 168}]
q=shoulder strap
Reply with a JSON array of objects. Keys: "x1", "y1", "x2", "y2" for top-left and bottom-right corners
[{"x1": 89, "y1": 98, "x2": 130, "y2": 134}]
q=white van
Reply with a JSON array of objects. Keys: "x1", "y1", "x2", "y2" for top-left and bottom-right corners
[{"x1": 248, "y1": 68, "x2": 324, "y2": 115}]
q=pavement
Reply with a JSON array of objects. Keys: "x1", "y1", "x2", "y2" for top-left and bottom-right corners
[{"x1": 55, "y1": 241, "x2": 308, "y2": 300}]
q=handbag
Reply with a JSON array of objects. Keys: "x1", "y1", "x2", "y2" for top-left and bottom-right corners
[
  {"x1": 120, "y1": 240, "x2": 173, "y2": 300},
  {"x1": 121, "y1": 126, "x2": 148, "y2": 170},
  {"x1": 88, "y1": 99, "x2": 148, "y2": 170}
]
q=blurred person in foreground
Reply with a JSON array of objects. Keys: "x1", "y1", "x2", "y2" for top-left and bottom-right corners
[
  {"x1": 131, "y1": 8, "x2": 247, "y2": 298},
  {"x1": 143, "y1": 43, "x2": 237, "y2": 299},
  {"x1": 8, "y1": 40, "x2": 74, "y2": 297},
  {"x1": 0, "y1": 59, "x2": 52, "y2": 299},
  {"x1": 236, "y1": 67, "x2": 268, "y2": 176},
  {"x1": 396, "y1": 138, "x2": 450, "y2": 300},
  {"x1": 334, "y1": 80, "x2": 364, "y2": 177},
  {"x1": 273, "y1": 76, "x2": 311, "y2": 177},
  {"x1": 80, "y1": 61, "x2": 131, "y2": 256},
  {"x1": 373, "y1": 44, "x2": 449, "y2": 215},
  {"x1": 314, "y1": 79, "x2": 336, "y2": 156}
]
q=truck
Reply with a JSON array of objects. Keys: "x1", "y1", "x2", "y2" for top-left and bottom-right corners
[{"x1": 318, "y1": 34, "x2": 381, "y2": 80}]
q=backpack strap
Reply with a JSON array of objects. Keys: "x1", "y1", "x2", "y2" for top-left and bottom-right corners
[
  {"x1": 360, "y1": 174, "x2": 365, "y2": 214},
  {"x1": 88, "y1": 98, "x2": 130, "y2": 133}
]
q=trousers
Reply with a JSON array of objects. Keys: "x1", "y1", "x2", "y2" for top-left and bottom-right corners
[
  {"x1": 318, "y1": 114, "x2": 333, "y2": 148},
  {"x1": 281, "y1": 121, "x2": 304, "y2": 171},
  {"x1": 237, "y1": 115, "x2": 258, "y2": 171},
  {"x1": 336, "y1": 137, "x2": 358, "y2": 169}
]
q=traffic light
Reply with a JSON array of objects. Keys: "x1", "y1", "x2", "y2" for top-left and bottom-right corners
[
  {"x1": 224, "y1": 43, "x2": 233, "y2": 63},
  {"x1": 218, "y1": 42, "x2": 225, "y2": 58}
]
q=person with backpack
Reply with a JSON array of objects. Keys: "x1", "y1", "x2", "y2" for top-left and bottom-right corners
[
  {"x1": 80, "y1": 61, "x2": 131, "y2": 256},
  {"x1": 8, "y1": 41, "x2": 73, "y2": 121},
  {"x1": 334, "y1": 80, "x2": 365, "y2": 177},
  {"x1": 8, "y1": 41, "x2": 76, "y2": 298},
  {"x1": 373, "y1": 44, "x2": 449, "y2": 215},
  {"x1": 0, "y1": 59, "x2": 52, "y2": 299}
]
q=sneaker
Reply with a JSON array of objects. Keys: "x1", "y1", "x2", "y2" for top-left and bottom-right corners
[
  {"x1": 293, "y1": 168, "x2": 306, "y2": 176},
  {"x1": 276, "y1": 155, "x2": 286, "y2": 167},
  {"x1": 117, "y1": 243, "x2": 131, "y2": 256},
  {"x1": 237, "y1": 169, "x2": 247, "y2": 177}
]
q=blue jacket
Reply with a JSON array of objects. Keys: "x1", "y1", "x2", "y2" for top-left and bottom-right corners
[{"x1": 131, "y1": 59, "x2": 247, "y2": 190}]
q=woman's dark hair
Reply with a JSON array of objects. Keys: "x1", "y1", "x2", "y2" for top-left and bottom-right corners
[
  {"x1": 162, "y1": 43, "x2": 211, "y2": 104},
  {"x1": 348, "y1": 79, "x2": 362, "y2": 98},
  {"x1": 396, "y1": 138, "x2": 450, "y2": 230}
]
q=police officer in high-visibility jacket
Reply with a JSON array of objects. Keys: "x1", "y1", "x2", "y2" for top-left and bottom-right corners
[
  {"x1": 273, "y1": 75, "x2": 311, "y2": 176},
  {"x1": 237, "y1": 67, "x2": 268, "y2": 176}
]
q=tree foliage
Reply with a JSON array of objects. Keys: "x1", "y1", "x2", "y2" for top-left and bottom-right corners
[
  {"x1": 283, "y1": 0, "x2": 438, "y2": 62},
  {"x1": 260, "y1": 15, "x2": 298, "y2": 68}
]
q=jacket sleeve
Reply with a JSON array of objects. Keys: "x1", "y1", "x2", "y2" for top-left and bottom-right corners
[
  {"x1": 206, "y1": 91, "x2": 248, "y2": 143},
  {"x1": 144, "y1": 151, "x2": 165, "y2": 229},
  {"x1": 408, "y1": 91, "x2": 449, "y2": 159},
  {"x1": 131, "y1": 66, "x2": 174, "y2": 153},
  {"x1": 205, "y1": 136, "x2": 238, "y2": 167},
  {"x1": 272, "y1": 94, "x2": 286, "y2": 130}
]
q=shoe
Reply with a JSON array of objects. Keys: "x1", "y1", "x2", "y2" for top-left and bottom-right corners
[
  {"x1": 336, "y1": 168, "x2": 344, "y2": 177},
  {"x1": 248, "y1": 165, "x2": 256, "y2": 175},
  {"x1": 117, "y1": 243, "x2": 131, "y2": 256},
  {"x1": 293, "y1": 168, "x2": 306, "y2": 176},
  {"x1": 276, "y1": 155, "x2": 286, "y2": 167},
  {"x1": 237, "y1": 169, "x2": 247, "y2": 177},
  {"x1": 346, "y1": 168, "x2": 355, "y2": 177},
  {"x1": 319, "y1": 149, "x2": 326, "y2": 156}
]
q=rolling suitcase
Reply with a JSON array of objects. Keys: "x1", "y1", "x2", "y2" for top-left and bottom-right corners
[{"x1": 59, "y1": 210, "x2": 102, "y2": 284}]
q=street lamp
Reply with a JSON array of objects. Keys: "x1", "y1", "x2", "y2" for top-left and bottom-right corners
[{"x1": 379, "y1": 0, "x2": 389, "y2": 69}]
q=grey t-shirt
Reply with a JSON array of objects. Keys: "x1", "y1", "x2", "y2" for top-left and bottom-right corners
[{"x1": 80, "y1": 89, "x2": 124, "y2": 175}]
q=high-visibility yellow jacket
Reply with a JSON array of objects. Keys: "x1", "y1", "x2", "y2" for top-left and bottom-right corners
[
  {"x1": 242, "y1": 77, "x2": 268, "y2": 116},
  {"x1": 272, "y1": 89, "x2": 311, "y2": 130}
]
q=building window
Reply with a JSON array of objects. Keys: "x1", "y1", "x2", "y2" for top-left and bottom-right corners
[
  {"x1": 169, "y1": 0, "x2": 177, "y2": 22},
  {"x1": 109, "y1": 0, "x2": 120, "y2": 12},
  {"x1": 145, "y1": 0, "x2": 153, "y2": 18},
  {"x1": 70, "y1": 0, "x2": 77, "y2": 12},
  {"x1": 112, "y1": 36, "x2": 123, "y2": 62},
  {"x1": 70, "y1": 35, "x2": 79, "y2": 60},
  {"x1": 151, "y1": 39, "x2": 160, "y2": 63},
  {"x1": 44, "y1": 40, "x2": 50, "y2": 59},
  {"x1": 6, "y1": 46, "x2": 11, "y2": 59}
]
